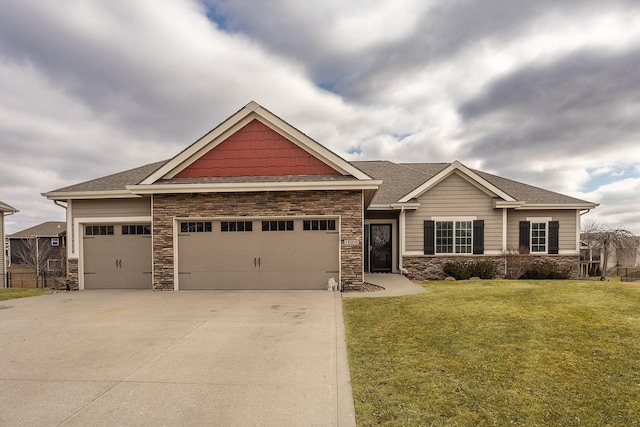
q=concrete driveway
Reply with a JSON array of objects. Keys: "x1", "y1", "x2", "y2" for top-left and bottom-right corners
[{"x1": 0, "y1": 290, "x2": 355, "y2": 426}]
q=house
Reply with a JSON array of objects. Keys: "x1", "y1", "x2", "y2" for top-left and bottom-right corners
[
  {"x1": 1, "y1": 200, "x2": 18, "y2": 287},
  {"x1": 581, "y1": 234, "x2": 640, "y2": 275},
  {"x1": 42, "y1": 102, "x2": 598, "y2": 291},
  {"x1": 8, "y1": 221, "x2": 67, "y2": 275}
]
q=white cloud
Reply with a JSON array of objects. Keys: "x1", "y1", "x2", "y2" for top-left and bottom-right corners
[{"x1": 1, "y1": 0, "x2": 640, "y2": 236}]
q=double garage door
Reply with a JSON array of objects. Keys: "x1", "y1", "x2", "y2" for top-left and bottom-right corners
[
  {"x1": 178, "y1": 218, "x2": 340, "y2": 290},
  {"x1": 82, "y1": 218, "x2": 339, "y2": 290}
]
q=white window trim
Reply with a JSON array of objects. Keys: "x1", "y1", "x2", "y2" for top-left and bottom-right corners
[
  {"x1": 431, "y1": 216, "x2": 477, "y2": 255},
  {"x1": 51, "y1": 237, "x2": 60, "y2": 246},
  {"x1": 527, "y1": 217, "x2": 552, "y2": 254}
]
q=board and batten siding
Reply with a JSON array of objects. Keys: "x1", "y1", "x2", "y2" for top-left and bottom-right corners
[
  {"x1": 404, "y1": 172, "x2": 503, "y2": 253},
  {"x1": 507, "y1": 209, "x2": 578, "y2": 253},
  {"x1": 69, "y1": 198, "x2": 152, "y2": 253}
]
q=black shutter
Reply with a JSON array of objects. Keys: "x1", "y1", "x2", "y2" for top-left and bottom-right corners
[
  {"x1": 519, "y1": 221, "x2": 530, "y2": 254},
  {"x1": 424, "y1": 220, "x2": 435, "y2": 255},
  {"x1": 473, "y1": 220, "x2": 484, "y2": 254},
  {"x1": 548, "y1": 221, "x2": 559, "y2": 254}
]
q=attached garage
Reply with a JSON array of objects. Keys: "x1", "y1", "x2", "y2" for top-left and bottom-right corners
[
  {"x1": 83, "y1": 224, "x2": 152, "y2": 289},
  {"x1": 177, "y1": 218, "x2": 339, "y2": 290}
]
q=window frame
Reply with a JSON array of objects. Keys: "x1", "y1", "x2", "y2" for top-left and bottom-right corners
[
  {"x1": 180, "y1": 221, "x2": 212, "y2": 233},
  {"x1": 261, "y1": 220, "x2": 294, "y2": 232},
  {"x1": 527, "y1": 217, "x2": 552, "y2": 254},
  {"x1": 432, "y1": 217, "x2": 475, "y2": 255},
  {"x1": 221, "y1": 221, "x2": 253, "y2": 232}
]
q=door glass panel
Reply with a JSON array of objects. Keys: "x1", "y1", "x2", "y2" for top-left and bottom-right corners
[{"x1": 370, "y1": 224, "x2": 392, "y2": 272}]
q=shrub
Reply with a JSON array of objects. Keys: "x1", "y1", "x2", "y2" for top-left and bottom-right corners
[
  {"x1": 443, "y1": 261, "x2": 470, "y2": 280},
  {"x1": 596, "y1": 266, "x2": 602, "y2": 277},
  {"x1": 502, "y1": 248, "x2": 534, "y2": 279},
  {"x1": 467, "y1": 260, "x2": 498, "y2": 279},
  {"x1": 521, "y1": 259, "x2": 573, "y2": 280},
  {"x1": 443, "y1": 260, "x2": 498, "y2": 280}
]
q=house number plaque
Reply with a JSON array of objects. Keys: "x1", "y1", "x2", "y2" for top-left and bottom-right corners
[{"x1": 343, "y1": 239, "x2": 361, "y2": 246}]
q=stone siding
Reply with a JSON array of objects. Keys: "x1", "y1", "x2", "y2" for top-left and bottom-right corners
[
  {"x1": 152, "y1": 190, "x2": 363, "y2": 290},
  {"x1": 67, "y1": 258, "x2": 79, "y2": 290},
  {"x1": 403, "y1": 255, "x2": 580, "y2": 280}
]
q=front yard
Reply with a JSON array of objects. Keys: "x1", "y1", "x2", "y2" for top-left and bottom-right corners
[{"x1": 343, "y1": 280, "x2": 640, "y2": 426}]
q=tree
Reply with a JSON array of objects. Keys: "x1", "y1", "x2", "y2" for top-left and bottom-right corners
[
  {"x1": 11, "y1": 237, "x2": 56, "y2": 277},
  {"x1": 581, "y1": 220, "x2": 638, "y2": 279}
]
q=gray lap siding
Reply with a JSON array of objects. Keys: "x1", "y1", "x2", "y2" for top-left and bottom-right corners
[{"x1": 152, "y1": 190, "x2": 363, "y2": 290}]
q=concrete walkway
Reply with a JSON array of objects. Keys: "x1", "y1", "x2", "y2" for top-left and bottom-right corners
[
  {"x1": 0, "y1": 290, "x2": 355, "y2": 427},
  {"x1": 342, "y1": 274, "x2": 426, "y2": 298}
]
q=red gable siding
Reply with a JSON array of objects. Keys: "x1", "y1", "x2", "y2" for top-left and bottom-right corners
[{"x1": 175, "y1": 119, "x2": 341, "y2": 178}]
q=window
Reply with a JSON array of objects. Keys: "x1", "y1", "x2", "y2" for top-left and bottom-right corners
[
  {"x1": 519, "y1": 219, "x2": 559, "y2": 255},
  {"x1": 122, "y1": 225, "x2": 151, "y2": 235},
  {"x1": 221, "y1": 221, "x2": 253, "y2": 232},
  {"x1": 531, "y1": 222, "x2": 547, "y2": 253},
  {"x1": 86, "y1": 225, "x2": 114, "y2": 236},
  {"x1": 262, "y1": 220, "x2": 294, "y2": 231},
  {"x1": 303, "y1": 219, "x2": 336, "y2": 231},
  {"x1": 435, "y1": 220, "x2": 472, "y2": 254},
  {"x1": 51, "y1": 237, "x2": 60, "y2": 246},
  {"x1": 180, "y1": 221, "x2": 212, "y2": 233}
]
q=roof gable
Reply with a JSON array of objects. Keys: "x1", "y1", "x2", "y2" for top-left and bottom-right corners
[
  {"x1": 399, "y1": 161, "x2": 516, "y2": 203},
  {"x1": 141, "y1": 101, "x2": 371, "y2": 184},
  {"x1": 174, "y1": 119, "x2": 341, "y2": 178}
]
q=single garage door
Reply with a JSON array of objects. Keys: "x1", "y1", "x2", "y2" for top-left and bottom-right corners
[
  {"x1": 178, "y1": 218, "x2": 339, "y2": 290},
  {"x1": 83, "y1": 224, "x2": 152, "y2": 289}
]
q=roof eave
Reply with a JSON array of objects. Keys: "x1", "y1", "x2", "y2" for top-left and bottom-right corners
[
  {"x1": 514, "y1": 202, "x2": 599, "y2": 210},
  {"x1": 126, "y1": 180, "x2": 383, "y2": 195},
  {"x1": 42, "y1": 190, "x2": 143, "y2": 200}
]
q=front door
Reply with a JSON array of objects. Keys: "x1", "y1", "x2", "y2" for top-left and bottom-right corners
[{"x1": 370, "y1": 224, "x2": 392, "y2": 273}]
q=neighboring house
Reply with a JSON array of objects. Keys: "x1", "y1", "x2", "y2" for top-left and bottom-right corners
[
  {"x1": 42, "y1": 102, "x2": 598, "y2": 291},
  {"x1": 1, "y1": 201, "x2": 18, "y2": 287},
  {"x1": 8, "y1": 221, "x2": 67, "y2": 275},
  {"x1": 581, "y1": 235, "x2": 640, "y2": 274}
]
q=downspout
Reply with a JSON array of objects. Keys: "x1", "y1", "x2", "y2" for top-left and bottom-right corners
[
  {"x1": 3, "y1": 210, "x2": 17, "y2": 288},
  {"x1": 399, "y1": 206, "x2": 405, "y2": 274}
]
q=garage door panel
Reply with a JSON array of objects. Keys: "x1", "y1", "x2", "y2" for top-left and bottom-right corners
[
  {"x1": 83, "y1": 228, "x2": 152, "y2": 289},
  {"x1": 178, "y1": 218, "x2": 340, "y2": 290}
]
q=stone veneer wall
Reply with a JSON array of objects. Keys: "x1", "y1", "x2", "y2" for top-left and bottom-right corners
[
  {"x1": 67, "y1": 258, "x2": 79, "y2": 290},
  {"x1": 403, "y1": 255, "x2": 580, "y2": 280},
  {"x1": 152, "y1": 190, "x2": 363, "y2": 290}
]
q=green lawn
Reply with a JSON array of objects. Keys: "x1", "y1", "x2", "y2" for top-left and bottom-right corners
[
  {"x1": 343, "y1": 280, "x2": 640, "y2": 426},
  {"x1": 0, "y1": 288, "x2": 44, "y2": 301}
]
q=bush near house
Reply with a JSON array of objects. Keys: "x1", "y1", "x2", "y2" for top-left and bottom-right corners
[
  {"x1": 521, "y1": 259, "x2": 573, "y2": 280},
  {"x1": 443, "y1": 260, "x2": 498, "y2": 280}
]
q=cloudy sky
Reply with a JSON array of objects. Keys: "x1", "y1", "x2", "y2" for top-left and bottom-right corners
[{"x1": 1, "y1": 0, "x2": 639, "y2": 234}]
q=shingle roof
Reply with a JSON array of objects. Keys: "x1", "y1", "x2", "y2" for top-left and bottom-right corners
[
  {"x1": 44, "y1": 157, "x2": 595, "y2": 207},
  {"x1": 9, "y1": 221, "x2": 66, "y2": 238},
  {"x1": 48, "y1": 161, "x2": 167, "y2": 193},
  {"x1": 471, "y1": 169, "x2": 593, "y2": 205},
  {"x1": 351, "y1": 161, "x2": 449, "y2": 205},
  {"x1": 354, "y1": 161, "x2": 594, "y2": 206},
  {"x1": 0, "y1": 200, "x2": 17, "y2": 213}
]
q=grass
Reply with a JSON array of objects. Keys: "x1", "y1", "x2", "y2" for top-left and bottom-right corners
[
  {"x1": 0, "y1": 288, "x2": 44, "y2": 301},
  {"x1": 343, "y1": 280, "x2": 640, "y2": 426}
]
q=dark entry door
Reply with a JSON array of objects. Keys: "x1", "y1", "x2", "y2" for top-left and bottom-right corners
[{"x1": 370, "y1": 224, "x2": 392, "y2": 272}]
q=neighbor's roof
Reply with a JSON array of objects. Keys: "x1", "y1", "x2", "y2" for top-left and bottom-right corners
[
  {"x1": 0, "y1": 200, "x2": 18, "y2": 213},
  {"x1": 9, "y1": 221, "x2": 66, "y2": 238}
]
